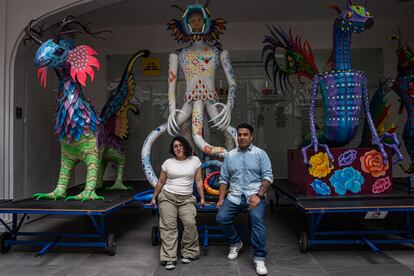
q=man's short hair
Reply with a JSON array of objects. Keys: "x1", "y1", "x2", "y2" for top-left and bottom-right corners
[{"x1": 236, "y1": 123, "x2": 254, "y2": 134}]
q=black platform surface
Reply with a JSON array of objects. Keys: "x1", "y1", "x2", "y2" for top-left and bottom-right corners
[
  {"x1": 0, "y1": 181, "x2": 151, "y2": 214},
  {"x1": 0, "y1": 200, "x2": 11, "y2": 206},
  {"x1": 275, "y1": 179, "x2": 414, "y2": 211}
]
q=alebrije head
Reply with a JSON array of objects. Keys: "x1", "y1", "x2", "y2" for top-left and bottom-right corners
[
  {"x1": 24, "y1": 16, "x2": 110, "y2": 87},
  {"x1": 168, "y1": 1, "x2": 226, "y2": 43},
  {"x1": 329, "y1": 0, "x2": 374, "y2": 33}
]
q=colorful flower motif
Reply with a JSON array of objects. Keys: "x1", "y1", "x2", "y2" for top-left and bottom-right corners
[
  {"x1": 338, "y1": 149, "x2": 357, "y2": 167},
  {"x1": 372, "y1": 177, "x2": 392, "y2": 194},
  {"x1": 310, "y1": 179, "x2": 331, "y2": 196},
  {"x1": 329, "y1": 167, "x2": 364, "y2": 195},
  {"x1": 360, "y1": 150, "x2": 389, "y2": 177},
  {"x1": 308, "y1": 152, "x2": 334, "y2": 178}
]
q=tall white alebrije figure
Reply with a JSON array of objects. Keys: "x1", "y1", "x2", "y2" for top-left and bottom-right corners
[{"x1": 141, "y1": 1, "x2": 238, "y2": 186}]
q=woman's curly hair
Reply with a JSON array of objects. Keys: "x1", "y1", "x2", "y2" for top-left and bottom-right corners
[{"x1": 169, "y1": 136, "x2": 193, "y2": 158}]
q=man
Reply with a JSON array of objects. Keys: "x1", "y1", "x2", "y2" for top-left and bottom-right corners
[{"x1": 216, "y1": 123, "x2": 273, "y2": 276}]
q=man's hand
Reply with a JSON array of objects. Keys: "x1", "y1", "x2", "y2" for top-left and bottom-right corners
[
  {"x1": 200, "y1": 198, "x2": 206, "y2": 206},
  {"x1": 248, "y1": 195, "x2": 261, "y2": 209},
  {"x1": 149, "y1": 197, "x2": 157, "y2": 208},
  {"x1": 216, "y1": 199, "x2": 224, "y2": 209}
]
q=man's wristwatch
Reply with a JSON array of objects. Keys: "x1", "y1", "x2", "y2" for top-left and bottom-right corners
[{"x1": 255, "y1": 193, "x2": 265, "y2": 200}]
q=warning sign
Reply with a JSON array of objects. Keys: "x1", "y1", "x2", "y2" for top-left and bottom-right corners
[{"x1": 142, "y1": 58, "x2": 161, "y2": 76}]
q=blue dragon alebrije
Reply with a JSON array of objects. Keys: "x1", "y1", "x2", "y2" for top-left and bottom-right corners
[
  {"x1": 25, "y1": 17, "x2": 150, "y2": 201},
  {"x1": 300, "y1": 0, "x2": 402, "y2": 166},
  {"x1": 262, "y1": 10, "x2": 397, "y2": 155},
  {"x1": 391, "y1": 33, "x2": 414, "y2": 173}
]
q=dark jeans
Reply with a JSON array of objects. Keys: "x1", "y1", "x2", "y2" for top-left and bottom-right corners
[{"x1": 216, "y1": 195, "x2": 266, "y2": 258}]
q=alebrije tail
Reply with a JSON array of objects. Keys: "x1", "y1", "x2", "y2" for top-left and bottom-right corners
[{"x1": 100, "y1": 49, "x2": 151, "y2": 139}]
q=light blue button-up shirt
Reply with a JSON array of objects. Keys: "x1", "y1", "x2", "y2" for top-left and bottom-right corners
[{"x1": 219, "y1": 144, "x2": 273, "y2": 205}]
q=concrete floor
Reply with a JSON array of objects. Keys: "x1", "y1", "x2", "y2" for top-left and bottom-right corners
[{"x1": 1, "y1": 204, "x2": 414, "y2": 276}]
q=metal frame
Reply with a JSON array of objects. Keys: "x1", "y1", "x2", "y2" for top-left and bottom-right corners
[
  {"x1": 0, "y1": 199, "x2": 134, "y2": 256},
  {"x1": 275, "y1": 185, "x2": 414, "y2": 253}
]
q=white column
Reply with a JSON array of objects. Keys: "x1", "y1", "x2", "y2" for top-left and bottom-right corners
[{"x1": 0, "y1": 0, "x2": 11, "y2": 229}]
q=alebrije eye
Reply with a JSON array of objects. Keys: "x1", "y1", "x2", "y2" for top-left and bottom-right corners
[
  {"x1": 347, "y1": 12, "x2": 352, "y2": 18},
  {"x1": 54, "y1": 48, "x2": 65, "y2": 57}
]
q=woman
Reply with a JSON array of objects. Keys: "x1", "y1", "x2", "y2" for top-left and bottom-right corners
[{"x1": 150, "y1": 136, "x2": 205, "y2": 270}]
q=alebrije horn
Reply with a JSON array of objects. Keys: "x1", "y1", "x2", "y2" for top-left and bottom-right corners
[
  {"x1": 24, "y1": 20, "x2": 43, "y2": 45},
  {"x1": 171, "y1": 4, "x2": 185, "y2": 13}
]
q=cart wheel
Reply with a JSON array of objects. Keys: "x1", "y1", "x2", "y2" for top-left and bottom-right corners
[
  {"x1": 298, "y1": 231, "x2": 309, "y2": 253},
  {"x1": 106, "y1": 233, "x2": 116, "y2": 256},
  {"x1": 151, "y1": 226, "x2": 159, "y2": 246},
  {"x1": 269, "y1": 199, "x2": 274, "y2": 214},
  {"x1": 0, "y1": 232, "x2": 12, "y2": 254}
]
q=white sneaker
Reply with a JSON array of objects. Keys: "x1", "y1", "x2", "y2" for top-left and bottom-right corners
[
  {"x1": 165, "y1": 261, "x2": 176, "y2": 270},
  {"x1": 180, "y1": 257, "x2": 192, "y2": 264},
  {"x1": 227, "y1": 241, "x2": 243, "y2": 260},
  {"x1": 254, "y1": 260, "x2": 268, "y2": 275}
]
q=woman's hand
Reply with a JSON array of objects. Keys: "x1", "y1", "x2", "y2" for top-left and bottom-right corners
[
  {"x1": 149, "y1": 197, "x2": 157, "y2": 208},
  {"x1": 200, "y1": 198, "x2": 206, "y2": 206}
]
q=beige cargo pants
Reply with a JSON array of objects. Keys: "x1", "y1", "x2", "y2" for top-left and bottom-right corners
[{"x1": 158, "y1": 189, "x2": 200, "y2": 262}]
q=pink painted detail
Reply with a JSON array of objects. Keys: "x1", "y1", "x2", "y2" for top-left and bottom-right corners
[
  {"x1": 64, "y1": 80, "x2": 71, "y2": 90},
  {"x1": 37, "y1": 67, "x2": 48, "y2": 88},
  {"x1": 68, "y1": 107, "x2": 74, "y2": 119},
  {"x1": 67, "y1": 45, "x2": 100, "y2": 86},
  {"x1": 184, "y1": 79, "x2": 219, "y2": 102},
  {"x1": 168, "y1": 71, "x2": 176, "y2": 83},
  {"x1": 203, "y1": 145, "x2": 225, "y2": 155},
  {"x1": 71, "y1": 92, "x2": 79, "y2": 104},
  {"x1": 372, "y1": 177, "x2": 392, "y2": 194}
]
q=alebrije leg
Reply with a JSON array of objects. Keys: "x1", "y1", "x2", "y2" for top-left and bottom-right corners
[
  {"x1": 105, "y1": 147, "x2": 132, "y2": 190},
  {"x1": 33, "y1": 143, "x2": 78, "y2": 200},
  {"x1": 96, "y1": 154, "x2": 108, "y2": 190},
  {"x1": 66, "y1": 137, "x2": 103, "y2": 201}
]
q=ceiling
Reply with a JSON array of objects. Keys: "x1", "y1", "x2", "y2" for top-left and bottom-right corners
[{"x1": 75, "y1": 0, "x2": 414, "y2": 29}]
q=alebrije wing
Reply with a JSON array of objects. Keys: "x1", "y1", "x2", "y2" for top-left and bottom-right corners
[{"x1": 100, "y1": 49, "x2": 150, "y2": 139}]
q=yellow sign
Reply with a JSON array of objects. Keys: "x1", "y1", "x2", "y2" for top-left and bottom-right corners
[{"x1": 142, "y1": 58, "x2": 161, "y2": 76}]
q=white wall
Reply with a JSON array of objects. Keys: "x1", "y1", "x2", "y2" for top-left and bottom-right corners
[
  {"x1": 6, "y1": 1, "x2": 414, "y2": 198},
  {"x1": 0, "y1": 0, "x2": 7, "y2": 200}
]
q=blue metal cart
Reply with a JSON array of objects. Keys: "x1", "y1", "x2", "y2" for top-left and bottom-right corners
[
  {"x1": 274, "y1": 180, "x2": 414, "y2": 253},
  {"x1": 0, "y1": 183, "x2": 146, "y2": 256}
]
